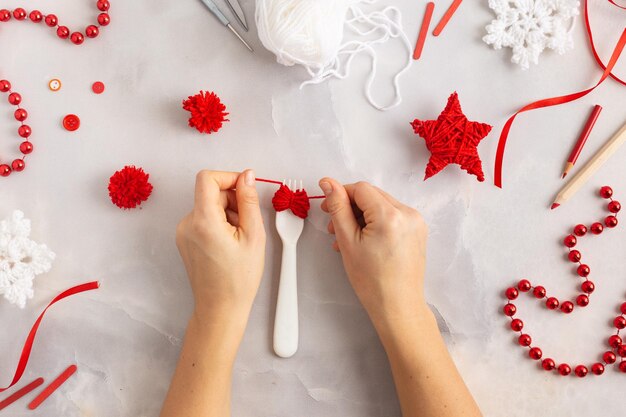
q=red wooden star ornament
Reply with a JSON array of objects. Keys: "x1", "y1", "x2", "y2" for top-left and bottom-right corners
[{"x1": 411, "y1": 92, "x2": 492, "y2": 182}]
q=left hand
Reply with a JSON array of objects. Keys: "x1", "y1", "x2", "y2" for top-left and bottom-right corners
[{"x1": 176, "y1": 170, "x2": 266, "y2": 325}]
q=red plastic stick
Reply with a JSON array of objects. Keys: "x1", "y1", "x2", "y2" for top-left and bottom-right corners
[
  {"x1": 28, "y1": 365, "x2": 77, "y2": 410},
  {"x1": 433, "y1": 0, "x2": 463, "y2": 36},
  {"x1": 414, "y1": 2, "x2": 435, "y2": 60},
  {"x1": 0, "y1": 378, "x2": 44, "y2": 411}
]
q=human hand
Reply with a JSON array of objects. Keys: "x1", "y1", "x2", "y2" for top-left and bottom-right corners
[
  {"x1": 318, "y1": 179, "x2": 428, "y2": 327},
  {"x1": 176, "y1": 170, "x2": 266, "y2": 326}
]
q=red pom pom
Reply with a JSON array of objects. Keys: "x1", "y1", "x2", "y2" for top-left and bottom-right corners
[
  {"x1": 182, "y1": 90, "x2": 229, "y2": 134},
  {"x1": 108, "y1": 166, "x2": 153, "y2": 209},
  {"x1": 272, "y1": 184, "x2": 311, "y2": 219}
]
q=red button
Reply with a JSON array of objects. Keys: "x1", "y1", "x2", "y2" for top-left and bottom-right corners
[
  {"x1": 92, "y1": 81, "x2": 105, "y2": 94},
  {"x1": 63, "y1": 114, "x2": 80, "y2": 131}
]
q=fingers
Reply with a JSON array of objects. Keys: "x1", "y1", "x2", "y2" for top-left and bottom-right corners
[
  {"x1": 319, "y1": 178, "x2": 359, "y2": 244},
  {"x1": 235, "y1": 169, "x2": 264, "y2": 240},
  {"x1": 194, "y1": 170, "x2": 239, "y2": 214}
]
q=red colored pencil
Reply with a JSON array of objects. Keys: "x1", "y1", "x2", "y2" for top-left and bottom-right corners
[
  {"x1": 0, "y1": 378, "x2": 44, "y2": 411},
  {"x1": 562, "y1": 105, "x2": 602, "y2": 178},
  {"x1": 414, "y1": 2, "x2": 435, "y2": 60},
  {"x1": 433, "y1": 0, "x2": 463, "y2": 36},
  {"x1": 28, "y1": 365, "x2": 77, "y2": 410}
]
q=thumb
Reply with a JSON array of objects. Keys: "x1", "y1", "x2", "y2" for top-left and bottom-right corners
[
  {"x1": 319, "y1": 178, "x2": 359, "y2": 244},
  {"x1": 236, "y1": 169, "x2": 264, "y2": 240}
]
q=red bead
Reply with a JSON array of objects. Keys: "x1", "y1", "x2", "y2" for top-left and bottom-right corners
[
  {"x1": 563, "y1": 234, "x2": 577, "y2": 248},
  {"x1": 0, "y1": 164, "x2": 11, "y2": 177},
  {"x1": 600, "y1": 186, "x2": 614, "y2": 199},
  {"x1": 591, "y1": 363, "x2": 605, "y2": 375},
  {"x1": 558, "y1": 363, "x2": 571, "y2": 376},
  {"x1": 568, "y1": 250, "x2": 581, "y2": 263},
  {"x1": 576, "y1": 294, "x2": 589, "y2": 307},
  {"x1": 518, "y1": 334, "x2": 532, "y2": 346},
  {"x1": 620, "y1": 361, "x2": 626, "y2": 373},
  {"x1": 19, "y1": 141, "x2": 33, "y2": 154},
  {"x1": 621, "y1": 302, "x2": 626, "y2": 315},
  {"x1": 546, "y1": 297, "x2": 559, "y2": 310},
  {"x1": 44, "y1": 14, "x2": 58, "y2": 27},
  {"x1": 577, "y1": 264, "x2": 590, "y2": 277},
  {"x1": 614, "y1": 316, "x2": 626, "y2": 329},
  {"x1": 14, "y1": 108, "x2": 27, "y2": 121},
  {"x1": 63, "y1": 114, "x2": 81, "y2": 131},
  {"x1": 574, "y1": 224, "x2": 587, "y2": 236},
  {"x1": 18, "y1": 125, "x2": 31, "y2": 138},
  {"x1": 11, "y1": 159, "x2": 25, "y2": 172},
  {"x1": 97, "y1": 13, "x2": 111, "y2": 26},
  {"x1": 86, "y1": 25, "x2": 99, "y2": 38},
  {"x1": 533, "y1": 286, "x2": 546, "y2": 298},
  {"x1": 71, "y1": 32, "x2": 85, "y2": 45},
  {"x1": 603, "y1": 351, "x2": 617, "y2": 364},
  {"x1": 97, "y1": 0, "x2": 111, "y2": 11},
  {"x1": 518, "y1": 279, "x2": 531, "y2": 292},
  {"x1": 29, "y1": 10, "x2": 43, "y2": 22},
  {"x1": 609, "y1": 200, "x2": 621, "y2": 213},
  {"x1": 529, "y1": 347, "x2": 542, "y2": 360},
  {"x1": 505, "y1": 287, "x2": 518, "y2": 300},
  {"x1": 605, "y1": 216, "x2": 618, "y2": 228},
  {"x1": 560, "y1": 301, "x2": 574, "y2": 314},
  {"x1": 0, "y1": 79, "x2": 11, "y2": 92},
  {"x1": 0, "y1": 9, "x2": 11, "y2": 22},
  {"x1": 574, "y1": 365, "x2": 588, "y2": 378},
  {"x1": 510, "y1": 318, "x2": 523, "y2": 331},
  {"x1": 609, "y1": 335, "x2": 622, "y2": 348},
  {"x1": 8, "y1": 92, "x2": 21, "y2": 105},
  {"x1": 581, "y1": 280, "x2": 595, "y2": 294},
  {"x1": 57, "y1": 26, "x2": 70, "y2": 39},
  {"x1": 542, "y1": 358, "x2": 555, "y2": 371},
  {"x1": 618, "y1": 345, "x2": 626, "y2": 357},
  {"x1": 591, "y1": 222, "x2": 604, "y2": 234},
  {"x1": 503, "y1": 304, "x2": 516, "y2": 316},
  {"x1": 12, "y1": 8, "x2": 26, "y2": 20}
]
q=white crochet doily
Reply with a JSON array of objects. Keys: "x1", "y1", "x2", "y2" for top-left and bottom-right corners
[
  {"x1": 483, "y1": 0, "x2": 580, "y2": 70},
  {"x1": 0, "y1": 211, "x2": 55, "y2": 308}
]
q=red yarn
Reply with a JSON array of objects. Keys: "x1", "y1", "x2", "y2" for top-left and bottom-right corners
[
  {"x1": 411, "y1": 92, "x2": 492, "y2": 182},
  {"x1": 272, "y1": 185, "x2": 311, "y2": 219},
  {"x1": 182, "y1": 90, "x2": 229, "y2": 134},
  {"x1": 108, "y1": 165, "x2": 153, "y2": 209}
]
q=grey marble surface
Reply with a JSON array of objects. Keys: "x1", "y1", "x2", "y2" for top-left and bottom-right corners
[{"x1": 2, "y1": 0, "x2": 626, "y2": 416}]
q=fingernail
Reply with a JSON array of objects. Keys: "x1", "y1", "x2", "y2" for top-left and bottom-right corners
[
  {"x1": 319, "y1": 181, "x2": 332, "y2": 196},
  {"x1": 245, "y1": 170, "x2": 255, "y2": 186}
]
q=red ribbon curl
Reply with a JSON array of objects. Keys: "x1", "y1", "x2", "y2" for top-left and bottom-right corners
[{"x1": 494, "y1": 1, "x2": 626, "y2": 188}]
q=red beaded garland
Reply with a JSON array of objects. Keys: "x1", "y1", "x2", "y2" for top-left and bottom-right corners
[
  {"x1": 0, "y1": 1, "x2": 110, "y2": 178},
  {"x1": 0, "y1": 81, "x2": 32, "y2": 177},
  {"x1": 501, "y1": 187, "x2": 623, "y2": 377}
]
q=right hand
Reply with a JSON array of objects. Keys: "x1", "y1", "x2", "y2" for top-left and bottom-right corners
[{"x1": 318, "y1": 179, "x2": 429, "y2": 326}]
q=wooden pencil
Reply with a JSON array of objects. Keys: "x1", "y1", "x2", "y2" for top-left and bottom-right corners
[{"x1": 552, "y1": 120, "x2": 626, "y2": 209}]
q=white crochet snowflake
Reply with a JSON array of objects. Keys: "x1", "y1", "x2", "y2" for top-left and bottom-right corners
[
  {"x1": 0, "y1": 211, "x2": 55, "y2": 308},
  {"x1": 483, "y1": 0, "x2": 580, "y2": 70}
]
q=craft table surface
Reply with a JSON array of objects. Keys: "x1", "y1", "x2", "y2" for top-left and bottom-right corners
[{"x1": 2, "y1": 1, "x2": 626, "y2": 416}]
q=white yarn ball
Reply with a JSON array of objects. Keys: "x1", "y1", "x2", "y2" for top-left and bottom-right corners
[{"x1": 256, "y1": 0, "x2": 351, "y2": 68}]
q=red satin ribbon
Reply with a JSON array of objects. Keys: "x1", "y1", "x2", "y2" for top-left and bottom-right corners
[
  {"x1": 0, "y1": 281, "x2": 99, "y2": 393},
  {"x1": 494, "y1": 1, "x2": 626, "y2": 188}
]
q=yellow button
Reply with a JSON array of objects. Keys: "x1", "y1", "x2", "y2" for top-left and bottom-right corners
[{"x1": 48, "y1": 79, "x2": 62, "y2": 91}]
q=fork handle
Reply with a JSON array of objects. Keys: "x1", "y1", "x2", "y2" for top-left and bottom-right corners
[{"x1": 273, "y1": 242, "x2": 299, "y2": 358}]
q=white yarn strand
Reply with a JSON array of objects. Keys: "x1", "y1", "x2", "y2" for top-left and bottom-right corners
[{"x1": 256, "y1": 0, "x2": 413, "y2": 111}]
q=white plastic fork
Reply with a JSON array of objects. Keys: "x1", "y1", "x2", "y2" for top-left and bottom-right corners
[{"x1": 273, "y1": 179, "x2": 305, "y2": 358}]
